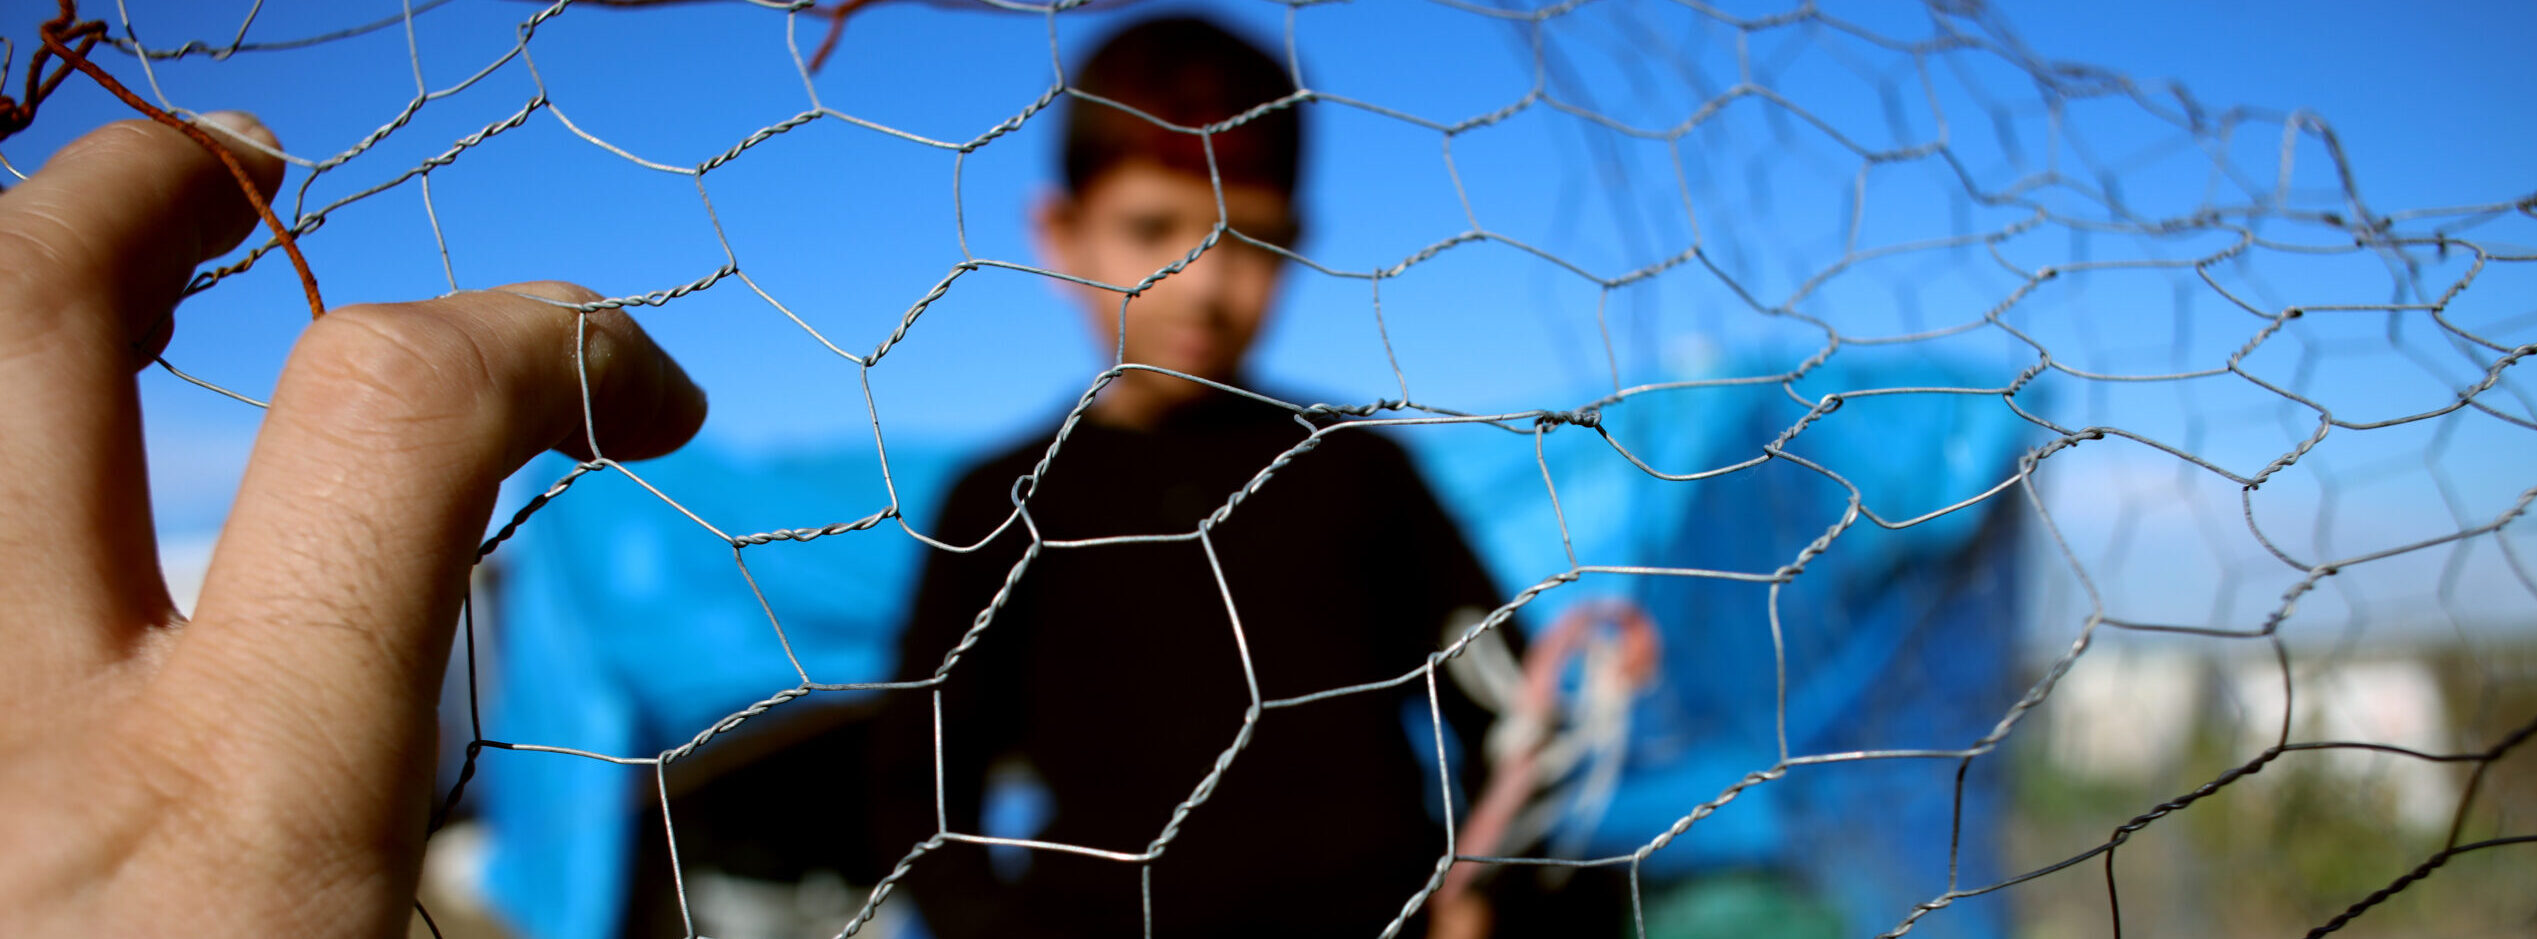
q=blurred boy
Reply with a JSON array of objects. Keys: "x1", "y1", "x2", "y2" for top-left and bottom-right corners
[{"x1": 869, "y1": 16, "x2": 1509, "y2": 938}]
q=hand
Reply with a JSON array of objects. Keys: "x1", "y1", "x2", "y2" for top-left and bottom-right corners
[
  {"x1": 0, "y1": 113, "x2": 705, "y2": 937},
  {"x1": 1427, "y1": 890, "x2": 1493, "y2": 939}
]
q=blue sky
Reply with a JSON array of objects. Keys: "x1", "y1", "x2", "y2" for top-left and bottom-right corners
[{"x1": 9, "y1": 0, "x2": 2531, "y2": 637}]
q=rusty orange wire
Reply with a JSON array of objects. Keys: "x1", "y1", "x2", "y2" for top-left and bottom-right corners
[{"x1": 4, "y1": 0, "x2": 325, "y2": 319}]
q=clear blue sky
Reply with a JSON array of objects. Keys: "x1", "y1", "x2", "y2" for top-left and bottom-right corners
[{"x1": 10, "y1": 0, "x2": 2531, "y2": 634}]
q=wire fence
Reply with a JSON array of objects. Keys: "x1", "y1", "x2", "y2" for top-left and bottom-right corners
[{"x1": 8, "y1": 1, "x2": 2532, "y2": 937}]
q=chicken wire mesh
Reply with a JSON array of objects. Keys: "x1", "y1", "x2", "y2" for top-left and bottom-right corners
[{"x1": 5, "y1": 0, "x2": 2532, "y2": 937}]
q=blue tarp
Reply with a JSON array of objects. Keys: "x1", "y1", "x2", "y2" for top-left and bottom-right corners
[
  {"x1": 480, "y1": 441, "x2": 955, "y2": 939},
  {"x1": 1404, "y1": 353, "x2": 2028, "y2": 936}
]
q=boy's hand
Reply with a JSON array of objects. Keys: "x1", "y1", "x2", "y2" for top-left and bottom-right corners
[
  {"x1": 0, "y1": 113, "x2": 703, "y2": 937},
  {"x1": 1429, "y1": 891, "x2": 1492, "y2": 939}
]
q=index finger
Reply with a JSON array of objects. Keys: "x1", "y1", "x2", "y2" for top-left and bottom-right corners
[
  {"x1": 0, "y1": 113, "x2": 283, "y2": 343},
  {"x1": 159, "y1": 281, "x2": 703, "y2": 851},
  {"x1": 0, "y1": 113, "x2": 285, "y2": 702}
]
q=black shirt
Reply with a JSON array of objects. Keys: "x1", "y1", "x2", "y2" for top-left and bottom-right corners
[{"x1": 869, "y1": 391, "x2": 1506, "y2": 938}]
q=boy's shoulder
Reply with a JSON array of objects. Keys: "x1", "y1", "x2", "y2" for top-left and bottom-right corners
[{"x1": 934, "y1": 392, "x2": 1426, "y2": 524}]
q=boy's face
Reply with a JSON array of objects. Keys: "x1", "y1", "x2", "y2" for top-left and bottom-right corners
[{"x1": 1037, "y1": 159, "x2": 1297, "y2": 422}]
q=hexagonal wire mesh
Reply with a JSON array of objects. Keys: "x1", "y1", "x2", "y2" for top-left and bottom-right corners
[{"x1": 8, "y1": 1, "x2": 2530, "y2": 937}]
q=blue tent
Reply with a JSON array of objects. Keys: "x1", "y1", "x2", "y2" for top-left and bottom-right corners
[
  {"x1": 480, "y1": 441, "x2": 955, "y2": 939},
  {"x1": 1404, "y1": 352, "x2": 2029, "y2": 937}
]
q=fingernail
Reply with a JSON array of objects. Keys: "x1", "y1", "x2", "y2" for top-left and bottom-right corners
[{"x1": 199, "y1": 110, "x2": 281, "y2": 150}]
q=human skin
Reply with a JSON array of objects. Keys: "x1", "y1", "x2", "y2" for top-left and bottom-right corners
[
  {"x1": 1032, "y1": 158, "x2": 1296, "y2": 429},
  {"x1": 0, "y1": 113, "x2": 703, "y2": 938}
]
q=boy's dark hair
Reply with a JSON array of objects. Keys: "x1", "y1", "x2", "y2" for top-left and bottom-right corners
[{"x1": 1062, "y1": 16, "x2": 1304, "y2": 198}]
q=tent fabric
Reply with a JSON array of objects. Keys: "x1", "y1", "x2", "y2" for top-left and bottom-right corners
[
  {"x1": 1403, "y1": 353, "x2": 2029, "y2": 937},
  {"x1": 481, "y1": 443, "x2": 954, "y2": 939}
]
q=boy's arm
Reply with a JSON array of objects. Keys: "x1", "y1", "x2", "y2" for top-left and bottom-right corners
[
  {"x1": 1371, "y1": 436, "x2": 1517, "y2": 938},
  {"x1": 866, "y1": 464, "x2": 1028, "y2": 933},
  {"x1": 1381, "y1": 437, "x2": 1519, "y2": 791}
]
